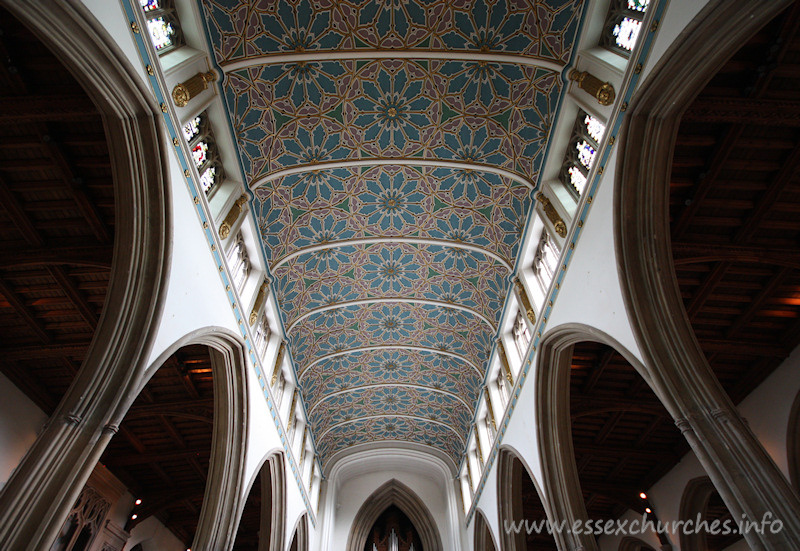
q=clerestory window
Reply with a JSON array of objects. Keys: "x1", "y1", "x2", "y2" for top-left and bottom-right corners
[
  {"x1": 139, "y1": 0, "x2": 184, "y2": 54},
  {"x1": 601, "y1": 0, "x2": 650, "y2": 56},
  {"x1": 560, "y1": 110, "x2": 606, "y2": 197},
  {"x1": 182, "y1": 111, "x2": 224, "y2": 196}
]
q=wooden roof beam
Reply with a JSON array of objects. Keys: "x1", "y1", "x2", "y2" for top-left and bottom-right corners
[
  {"x1": 0, "y1": 175, "x2": 44, "y2": 247},
  {"x1": 672, "y1": 126, "x2": 744, "y2": 240},
  {"x1": 733, "y1": 142, "x2": 800, "y2": 243},
  {"x1": 104, "y1": 447, "x2": 210, "y2": 467},
  {"x1": 725, "y1": 267, "x2": 792, "y2": 339},
  {"x1": 0, "y1": 95, "x2": 98, "y2": 123},
  {"x1": 40, "y1": 134, "x2": 111, "y2": 244},
  {"x1": 672, "y1": 242, "x2": 800, "y2": 269},
  {"x1": 697, "y1": 337, "x2": 788, "y2": 357},
  {"x1": 47, "y1": 266, "x2": 98, "y2": 330},
  {"x1": 0, "y1": 243, "x2": 112, "y2": 269},
  {"x1": 682, "y1": 97, "x2": 800, "y2": 126},
  {"x1": 0, "y1": 278, "x2": 51, "y2": 344},
  {"x1": 580, "y1": 348, "x2": 616, "y2": 395},
  {"x1": 573, "y1": 444, "x2": 677, "y2": 461}
]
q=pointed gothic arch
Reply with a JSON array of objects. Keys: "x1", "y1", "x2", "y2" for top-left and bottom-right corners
[
  {"x1": 289, "y1": 513, "x2": 309, "y2": 551},
  {"x1": 534, "y1": 324, "x2": 651, "y2": 551},
  {"x1": 346, "y1": 479, "x2": 443, "y2": 551},
  {"x1": 615, "y1": 0, "x2": 800, "y2": 546},
  {"x1": 0, "y1": 0, "x2": 169, "y2": 546},
  {"x1": 473, "y1": 509, "x2": 498, "y2": 551},
  {"x1": 496, "y1": 446, "x2": 556, "y2": 551},
  {"x1": 102, "y1": 331, "x2": 249, "y2": 549},
  {"x1": 678, "y1": 477, "x2": 745, "y2": 551},
  {"x1": 233, "y1": 450, "x2": 287, "y2": 551}
]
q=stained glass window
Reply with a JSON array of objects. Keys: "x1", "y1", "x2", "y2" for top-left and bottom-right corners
[
  {"x1": 601, "y1": 0, "x2": 650, "y2": 56},
  {"x1": 138, "y1": 0, "x2": 183, "y2": 54},
  {"x1": 191, "y1": 141, "x2": 209, "y2": 169},
  {"x1": 182, "y1": 116, "x2": 201, "y2": 141},
  {"x1": 183, "y1": 112, "x2": 224, "y2": 196},
  {"x1": 560, "y1": 110, "x2": 606, "y2": 197}
]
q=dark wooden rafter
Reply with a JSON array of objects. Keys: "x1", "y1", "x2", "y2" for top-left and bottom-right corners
[
  {"x1": 0, "y1": 243, "x2": 113, "y2": 269},
  {"x1": 46, "y1": 265, "x2": 98, "y2": 329},
  {"x1": 0, "y1": 174, "x2": 44, "y2": 246},
  {"x1": 570, "y1": 342, "x2": 689, "y2": 523},
  {"x1": 672, "y1": 242, "x2": 800, "y2": 269},
  {"x1": 682, "y1": 98, "x2": 800, "y2": 126},
  {"x1": 0, "y1": 277, "x2": 51, "y2": 344}
]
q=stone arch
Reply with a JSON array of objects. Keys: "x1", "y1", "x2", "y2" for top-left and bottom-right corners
[
  {"x1": 618, "y1": 536, "x2": 655, "y2": 551},
  {"x1": 473, "y1": 508, "x2": 498, "y2": 551},
  {"x1": 106, "y1": 332, "x2": 249, "y2": 549},
  {"x1": 496, "y1": 446, "x2": 556, "y2": 551},
  {"x1": 346, "y1": 479, "x2": 443, "y2": 551},
  {"x1": 534, "y1": 324, "x2": 652, "y2": 551},
  {"x1": 614, "y1": 0, "x2": 800, "y2": 546},
  {"x1": 0, "y1": 0, "x2": 169, "y2": 546},
  {"x1": 289, "y1": 513, "x2": 309, "y2": 551},
  {"x1": 678, "y1": 477, "x2": 716, "y2": 551},
  {"x1": 789, "y1": 390, "x2": 800, "y2": 492},
  {"x1": 233, "y1": 450, "x2": 287, "y2": 551}
]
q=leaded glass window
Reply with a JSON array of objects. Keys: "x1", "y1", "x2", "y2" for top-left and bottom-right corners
[
  {"x1": 513, "y1": 309, "x2": 531, "y2": 360},
  {"x1": 560, "y1": 110, "x2": 606, "y2": 196},
  {"x1": 254, "y1": 314, "x2": 270, "y2": 357},
  {"x1": 601, "y1": 0, "x2": 650, "y2": 56},
  {"x1": 139, "y1": 0, "x2": 183, "y2": 54},
  {"x1": 227, "y1": 231, "x2": 251, "y2": 292},
  {"x1": 182, "y1": 112, "x2": 224, "y2": 195},
  {"x1": 533, "y1": 230, "x2": 560, "y2": 297},
  {"x1": 275, "y1": 370, "x2": 286, "y2": 406}
]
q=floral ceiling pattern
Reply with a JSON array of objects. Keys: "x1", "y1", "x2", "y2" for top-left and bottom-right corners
[{"x1": 200, "y1": 0, "x2": 586, "y2": 466}]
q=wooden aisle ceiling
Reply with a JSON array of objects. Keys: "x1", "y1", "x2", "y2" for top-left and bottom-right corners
[
  {"x1": 567, "y1": 2, "x2": 800, "y2": 546},
  {"x1": 0, "y1": 8, "x2": 114, "y2": 415},
  {"x1": 100, "y1": 344, "x2": 215, "y2": 545},
  {"x1": 569, "y1": 342, "x2": 689, "y2": 524},
  {"x1": 0, "y1": 11, "x2": 217, "y2": 547},
  {"x1": 670, "y1": 2, "x2": 800, "y2": 402}
]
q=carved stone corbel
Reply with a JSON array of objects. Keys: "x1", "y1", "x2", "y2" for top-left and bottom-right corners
[
  {"x1": 496, "y1": 338, "x2": 514, "y2": 386},
  {"x1": 218, "y1": 193, "x2": 248, "y2": 240},
  {"x1": 271, "y1": 341, "x2": 286, "y2": 386},
  {"x1": 172, "y1": 70, "x2": 217, "y2": 107},
  {"x1": 484, "y1": 387, "x2": 497, "y2": 432},
  {"x1": 513, "y1": 276, "x2": 537, "y2": 326},
  {"x1": 536, "y1": 191, "x2": 567, "y2": 238},
  {"x1": 249, "y1": 278, "x2": 269, "y2": 325},
  {"x1": 569, "y1": 69, "x2": 615, "y2": 106}
]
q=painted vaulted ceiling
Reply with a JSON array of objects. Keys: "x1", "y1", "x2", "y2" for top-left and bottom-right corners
[{"x1": 199, "y1": 0, "x2": 586, "y2": 466}]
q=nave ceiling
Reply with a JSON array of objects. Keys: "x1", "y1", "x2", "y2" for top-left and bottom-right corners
[{"x1": 198, "y1": 0, "x2": 586, "y2": 465}]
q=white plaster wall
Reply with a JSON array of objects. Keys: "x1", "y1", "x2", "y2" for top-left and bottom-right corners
[
  {"x1": 0, "y1": 371, "x2": 47, "y2": 492},
  {"x1": 544, "y1": 145, "x2": 642, "y2": 367},
  {"x1": 124, "y1": 516, "x2": 186, "y2": 551},
  {"x1": 145, "y1": 146, "x2": 243, "y2": 371}
]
